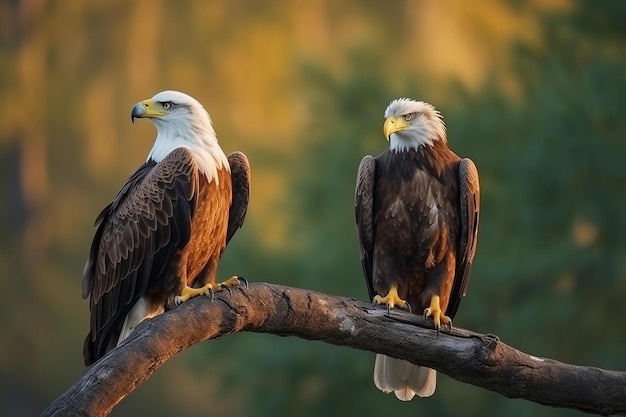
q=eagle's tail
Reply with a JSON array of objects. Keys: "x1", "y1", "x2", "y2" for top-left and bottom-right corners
[
  {"x1": 118, "y1": 296, "x2": 164, "y2": 345},
  {"x1": 373, "y1": 354, "x2": 437, "y2": 400}
]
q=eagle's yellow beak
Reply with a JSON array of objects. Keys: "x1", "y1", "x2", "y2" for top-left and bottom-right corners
[
  {"x1": 383, "y1": 116, "x2": 409, "y2": 141},
  {"x1": 131, "y1": 99, "x2": 168, "y2": 123}
]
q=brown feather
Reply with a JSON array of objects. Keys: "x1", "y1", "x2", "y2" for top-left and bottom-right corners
[
  {"x1": 355, "y1": 155, "x2": 376, "y2": 300},
  {"x1": 225, "y1": 152, "x2": 251, "y2": 249},
  {"x1": 446, "y1": 158, "x2": 480, "y2": 318}
]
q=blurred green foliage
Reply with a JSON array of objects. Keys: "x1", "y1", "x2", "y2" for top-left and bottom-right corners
[{"x1": 1, "y1": 1, "x2": 625, "y2": 416}]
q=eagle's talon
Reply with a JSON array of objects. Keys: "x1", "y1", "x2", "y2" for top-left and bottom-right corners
[
  {"x1": 203, "y1": 276, "x2": 246, "y2": 300},
  {"x1": 219, "y1": 275, "x2": 242, "y2": 288},
  {"x1": 373, "y1": 285, "x2": 410, "y2": 314},
  {"x1": 436, "y1": 320, "x2": 452, "y2": 336},
  {"x1": 176, "y1": 284, "x2": 215, "y2": 306},
  {"x1": 238, "y1": 276, "x2": 249, "y2": 288},
  {"x1": 204, "y1": 286, "x2": 216, "y2": 301},
  {"x1": 423, "y1": 295, "x2": 451, "y2": 332}
]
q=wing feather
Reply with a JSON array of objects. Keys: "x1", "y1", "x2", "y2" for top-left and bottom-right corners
[
  {"x1": 224, "y1": 151, "x2": 250, "y2": 249},
  {"x1": 446, "y1": 158, "x2": 480, "y2": 318},
  {"x1": 355, "y1": 155, "x2": 376, "y2": 301},
  {"x1": 81, "y1": 147, "x2": 199, "y2": 364}
]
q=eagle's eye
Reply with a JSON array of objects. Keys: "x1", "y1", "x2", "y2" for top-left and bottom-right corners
[
  {"x1": 163, "y1": 102, "x2": 172, "y2": 110},
  {"x1": 404, "y1": 113, "x2": 416, "y2": 122}
]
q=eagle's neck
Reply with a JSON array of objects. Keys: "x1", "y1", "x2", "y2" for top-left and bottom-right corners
[
  {"x1": 147, "y1": 111, "x2": 230, "y2": 184},
  {"x1": 389, "y1": 135, "x2": 430, "y2": 151},
  {"x1": 382, "y1": 142, "x2": 458, "y2": 181}
]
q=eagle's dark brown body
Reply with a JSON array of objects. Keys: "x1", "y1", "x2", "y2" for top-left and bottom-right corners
[{"x1": 370, "y1": 145, "x2": 462, "y2": 316}]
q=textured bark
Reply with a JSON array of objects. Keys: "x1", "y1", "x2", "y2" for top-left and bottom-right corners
[{"x1": 41, "y1": 283, "x2": 626, "y2": 417}]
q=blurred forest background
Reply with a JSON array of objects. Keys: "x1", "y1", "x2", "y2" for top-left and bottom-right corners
[{"x1": 1, "y1": 0, "x2": 625, "y2": 416}]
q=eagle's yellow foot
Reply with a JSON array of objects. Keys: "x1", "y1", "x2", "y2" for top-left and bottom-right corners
[
  {"x1": 423, "y1": 295, "x2": 451, "y2": 332},
  {"x1": 373, "y1": 285, "x2": 411, "y2": 314},
  {"x1": 214, "y1": 275, "x2": 248, "y2": 297},
  {"x1": 174, "y1": 276, "x2": 248, "y2": 306},
  {"x1": 174, "y1": 283, "x2": 219, "y2": 306},
  {"x1": 219, "y1": 275, "x2": 245, "y2": 288}
]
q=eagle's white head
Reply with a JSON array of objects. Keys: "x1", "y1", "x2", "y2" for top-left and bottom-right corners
[
  {"x1": 131, "y1": 90, "x2": 229, "y2": 177},
  {"x1": 383, "y1": 98, "x2": 447, "y2": 151}
]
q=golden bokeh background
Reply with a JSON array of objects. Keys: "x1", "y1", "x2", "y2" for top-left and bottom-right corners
[{"x1": 1, "y1": 1, "x2": 624, "y2": 416}]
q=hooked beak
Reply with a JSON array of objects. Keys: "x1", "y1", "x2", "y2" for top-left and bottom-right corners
[
  {"x1": 383, "y1": 116, "x2": 409, "y2": 140},
  {"x1": 131, "y1": 99, "x2": 168, "y2": 123}
]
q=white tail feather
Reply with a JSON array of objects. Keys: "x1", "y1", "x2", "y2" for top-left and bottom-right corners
[
  {"x1": 118, "y1": 296, "x2": 164, "y2": 345},
  {"x1": 373, "y1": 354, "x2": 437, "y2": 400}
]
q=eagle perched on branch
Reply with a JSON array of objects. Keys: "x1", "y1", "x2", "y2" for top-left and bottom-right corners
[
  {"x1": 355, "y1": 98, "x2": 480, "y2": 400},
  {"x1": 81, "y1": 90, "x2": 250, "y2": 366}
]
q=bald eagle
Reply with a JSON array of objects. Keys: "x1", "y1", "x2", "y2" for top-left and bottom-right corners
[
  {"x1": 355, "y1": 98, "x2": 480, "y2": 400},
  {"x1": 81, "y1": 90, "x2": 250, "y2": 366}
]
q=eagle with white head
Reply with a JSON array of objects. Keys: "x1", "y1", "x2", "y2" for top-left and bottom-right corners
[
  {"x1": 355, "y1": 98, "x2": 480, "y2": 399},
  {"x1": 81, "y1": 90, "x2": 250, "y2": 366}
]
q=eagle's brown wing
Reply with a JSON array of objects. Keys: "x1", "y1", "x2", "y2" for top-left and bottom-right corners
[
  {"x1": 446, "y1": 158, "x2": 480, "y2": 318},
  {"x1": 224, "y1": 151, "x2": 251, "y2": 249},
  {"x1": 355, "y1": 155, "x2": 376, "y2": 301},
  {"x1": 81, "y1": 147, "x2": 198, "y2": 365}
]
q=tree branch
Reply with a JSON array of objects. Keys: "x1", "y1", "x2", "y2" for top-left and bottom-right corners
[{"x1": 41, "y1": 283, "x2": 626, "y2": 417}]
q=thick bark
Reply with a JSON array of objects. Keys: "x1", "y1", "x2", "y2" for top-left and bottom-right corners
[{"x1": 41, "y1": 283, "x2": 626, "y2": 417}]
